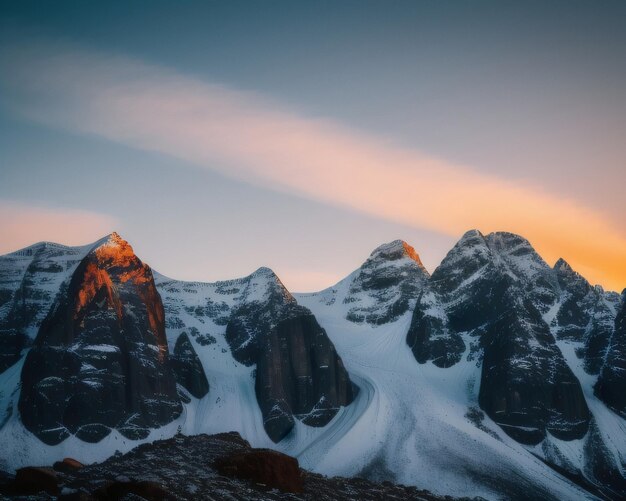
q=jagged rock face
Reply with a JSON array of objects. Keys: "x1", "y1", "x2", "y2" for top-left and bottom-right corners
[
  {"x1": 406, "y1": 292, "x2": 464, "y2": 368},
  {"x1": 0, "y1": 243, "x2": 89, "y2": 373},
  {"x1": 479, "y1": 291, "x2": 590, "y2": 444},
  {"x1": 551, "y1": 260, "x2": 620, "y2": 374},
  {"x1": 225, "y1": 268, "x2": 298, "y2": 365},
  {"x1": 255, "y1": 307, "x2": 354, "y2": 442},
  {"x1": 407, "y1": 230, "x2": 590, "y2": 442},
  {"x1": 18, "y1": 233, "x2": 182, "y2": 445},
  {"x1": 226, "y1": 271, "x2": 354, "y2": 442},
  {"x1": 595, "y1": 291, "x2": 626, "y2": 417},
  {"x1": 344, "y1": 240, "x2": 429, "y2": 325},
  {"x1": 406, "y1": 231, "x2": 504, "y2": 368},
  {"x1": 430, "y1": 230, "x2": 558, "y2": 331},
  {"x1": 156, "y1": 266, "x2": 354, "y2": 443},
  {"x1": 170, "y1": 332, "x2": 209, "y2": 400}
]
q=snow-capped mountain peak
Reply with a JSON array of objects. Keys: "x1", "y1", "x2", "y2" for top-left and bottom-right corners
[{"x1": 337, "y1": 240, "x2": 429, "y2": 325}]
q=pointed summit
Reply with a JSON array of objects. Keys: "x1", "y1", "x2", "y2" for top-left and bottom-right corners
[
  {"x1": 447, "y1": 229, "x2": 489, "y2": 256},
  {"x1": 241, "y1": 266, "x2": 295, "y2": 305},
  {"x1": 433, "y1": 229, "x2": 491, "y2": 282},
  {"x1": 87, "y1": 232, "x2": 144, "y2": 275},
  {"x1": 368, "y1": 239, "x2": 426, "y2": 269},
  {"x1": 553, "y1": 257, "x2": 590, "y2": 293},
  {"x1": 342, "y1": 239, "x2": 428, "y2": 325},
  {"x1": 554, "y1": 257, "x2": 572, "y2": 272},
  {"x1": 18, "y1": 229, "x2": 181, "y2": 445},
  {"x1": 460, "y1": 228, "x2": 485, "y2": 240}
]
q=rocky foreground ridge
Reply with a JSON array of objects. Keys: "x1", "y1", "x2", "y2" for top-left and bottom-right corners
[{"x1": 0, "y1": 432, "x2": 470, "y2": 501}]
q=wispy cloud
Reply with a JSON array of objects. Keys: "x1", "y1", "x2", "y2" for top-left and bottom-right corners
[
  {"x1": 0, "y1": 201, "x2": 118, "y2": 254},
  {"x1": 1, "y1": 40, "x2": 625, "y2": 290}
]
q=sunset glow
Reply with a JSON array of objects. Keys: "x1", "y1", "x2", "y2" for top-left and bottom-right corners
[
  {"x1": 0, "y1": 202, "x2": 117, "y2": 255},
  {"x1": 0, "y1": 2, "x2": 624, "y2": 292}
]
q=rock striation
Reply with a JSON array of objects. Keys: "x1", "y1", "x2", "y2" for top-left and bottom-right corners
[
  {"x1": 595, "y1": 290, "x2": 626, "y2": 417},
  {"x1": 225, "y1": 268, "x2": 354, "y2": 442},
  {"x1": 407, "y1": 231, "x2": 591, "y2": 443}
]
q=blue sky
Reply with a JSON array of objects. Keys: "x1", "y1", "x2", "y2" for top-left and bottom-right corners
[{"x1": 1, "y1": 1, "x2": 625, "y2": 290}]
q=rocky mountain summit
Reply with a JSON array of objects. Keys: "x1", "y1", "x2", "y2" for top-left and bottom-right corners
[
  {"x1": 407, "y1": 230, "x2": 590, "y2": 443},
  {"x1": 343, "y1": 239, "x2": 429, "y2": 325},
  {"x1": 18, "y1": 233, "x2": 183, "y2": 444}
]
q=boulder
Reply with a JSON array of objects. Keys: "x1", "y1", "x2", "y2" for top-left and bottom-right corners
[
  {"x1": 14, "y1": 466, "x2": 59, "y2": 495},
  {"x1": 53, "y1": 457, "x2": 85, "y2": 473},
  {"x1": 214, "y1": 449, "x2": 304, "y2": 493}
]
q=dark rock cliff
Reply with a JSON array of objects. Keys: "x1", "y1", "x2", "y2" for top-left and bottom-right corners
[
  {"x1": 18, "y1": 233, "x2": 183, "y2": 444},
  {"x1": 407, "y1": 230, "x2": 590, "y2": 443},
  {"x1": 226, "y1": 269, "x2": 354, "y2": 442},
  {"x1": 478, "y1": 291, "x2": 589, "y2": 444},
  {"x1": 170, "y1": 332, "x2": 210, "y2": 400},
  {"x1": 595, "y1": 290, "x2": 626, "y2": 417},
  {"x1": 552, "y1": 259, "x2": 619, "y2": 374}
]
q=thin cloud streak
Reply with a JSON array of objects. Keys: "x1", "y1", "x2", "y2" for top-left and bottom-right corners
[
  {"x1": 0, "y1": 201, "x2": 118, "y2": 254},
  {"x1": 1, "y1": 41, "x2": 625, "y2": 291}
]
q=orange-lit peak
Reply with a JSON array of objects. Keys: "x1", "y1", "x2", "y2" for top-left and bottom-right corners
[
  {"x1": 370, "y1": 239, "x2": 425, "y2": 268},
  {"x1": 94, "y1": 232, "x2": 137, "y2": 268},
  {"x1": 401, "y1": 241, "x2": 423, "y2": 265},
  {"x1": 74, "y1": 261, "x2": 123, "y2": 322}
]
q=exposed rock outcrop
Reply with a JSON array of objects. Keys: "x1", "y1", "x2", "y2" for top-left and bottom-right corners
[
  {"x1": 595, "y1": 290, "x2": 626, "y2": 417},
  {"x1": 0, "y1": 242, "x2": 92, "y2": 373},
  {"x1": 170, "y1": 332, "x2": 209, "y2": 400},
  {"x1": 226, "y1": 269, "x2": 354, "y2": 442},
  {"x1": 215, "y1": 448, "x2": 304, "y2": 493},
  {"x1": 0, "y1": 432, "x2": 463, "y2": 500},
  {"x1": 407, "y1": 230, "x2": 590, "y2": 443}
]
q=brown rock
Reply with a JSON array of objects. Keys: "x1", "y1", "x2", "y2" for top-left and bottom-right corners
[
  {"x1": 53, "y1": 457, "x2": 85, "y2": 472},
  {"x1": 14, "y1": 466, "x2": 59, "y2": 495},
  {"x1": 214, "y1": 449, "x2": 304, "y2": 493}
]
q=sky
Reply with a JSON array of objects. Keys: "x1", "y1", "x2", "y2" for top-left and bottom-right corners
[{"x1": 0, "y1": 1, "x2": 625, "y2": 292}]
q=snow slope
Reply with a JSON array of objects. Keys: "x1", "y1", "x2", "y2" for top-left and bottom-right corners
[{"x1": 294, "y1": 272, "x2": 594, "y2": 500}]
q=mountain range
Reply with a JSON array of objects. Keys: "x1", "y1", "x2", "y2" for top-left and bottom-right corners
[{"x1": 0, "y1": 230, "x2": 624, "y2": 500}]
